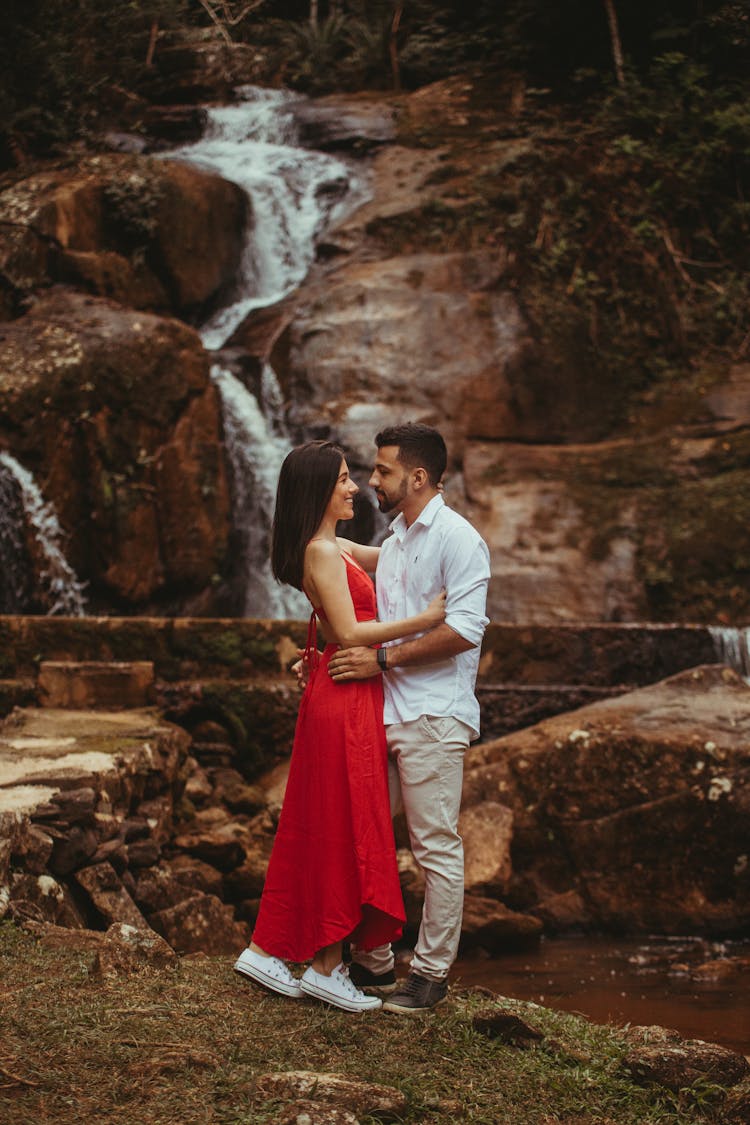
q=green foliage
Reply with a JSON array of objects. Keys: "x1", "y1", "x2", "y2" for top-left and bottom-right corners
[
  {"x1": 475, "y1": 47, "x2": 750, "y2": 427},
  {"x1": 0, "y1": 0, "x2": 189, "y2": 159},
  {"x1": 102, "y1": 166, "x2": 166, "y2": 263},
  {"x1": 266, "y1": 12, "x2": 350, "y2": 92}
]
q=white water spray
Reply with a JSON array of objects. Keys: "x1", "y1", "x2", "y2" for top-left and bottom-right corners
[
  {"x1": 212, "y1": 364, "x2": 307, "y2": 617},
  {"x1": 165, "y1": 85, "x2": 367, "y2": 615},
  {"x1": 709, "y1": 626, "x2": 750, "y2": 684},
  {"x1": 0, "y1": 452, "x2": 86, "y2": 616},
  {"x1": 169, "y1": 86, "x2": 365, "y2": 350}
]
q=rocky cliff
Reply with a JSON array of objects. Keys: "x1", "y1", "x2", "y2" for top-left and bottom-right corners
[{"x1": 1, "y1": 76, "x2": 749, "y2": 621}]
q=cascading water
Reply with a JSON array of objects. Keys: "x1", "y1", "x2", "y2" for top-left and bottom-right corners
[
  {"x1": 166, "y1": 85, "x2": 368, "y2": 615},
  {"x1": 212, "y1": 363, "x2": 307, "y2": 617},
  {"x1": 709, "y1": 626, "x2": 750, "y2": 684},
  {"x1": 0, "y1": 452, "x2": 86, "y2": 616}
]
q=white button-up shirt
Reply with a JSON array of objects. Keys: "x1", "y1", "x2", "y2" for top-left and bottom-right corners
[{"x1": 376, "y1": 493, "x2": 490, "y2": 739}]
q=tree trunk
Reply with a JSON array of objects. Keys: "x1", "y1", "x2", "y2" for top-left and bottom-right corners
[
  {"x1": 145, "y1": 19, "x2": 159, "y2": 67},
  {"x1": 389, "y1": 2, "x2": 403, "y2": 92},
  {"x1": 310, "y1": 0, "x2": 318, "y2": 30},
  {"x1": 603, "y1": 0, "x2": 626, "y2": 87}
]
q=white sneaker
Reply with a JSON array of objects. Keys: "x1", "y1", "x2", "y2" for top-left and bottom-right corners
[
  {"x1": 234, "y1": 947, "x2": 303, "y2": 998},
  {"x1": 300, "y1": 962, "x2": 382, "y2": 1012}
]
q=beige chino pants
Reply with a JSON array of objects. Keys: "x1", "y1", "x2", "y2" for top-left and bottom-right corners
[{"x1": 352, "y1": 714, "x2": 471, "y2": 982}]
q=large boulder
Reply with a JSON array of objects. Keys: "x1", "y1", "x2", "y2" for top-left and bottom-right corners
[
  {"x1": 0, "y1": 289, "x2": 231, "y2": 611},
  {"x1": 463, "y1": 665, "x2": 750, "y2": 934},
  {"x1": 0, "y1": 154, "x2": 247, "y2": 319},
  {"x1": 462, "y1": 429, "x2": 750, "y2": 623}
]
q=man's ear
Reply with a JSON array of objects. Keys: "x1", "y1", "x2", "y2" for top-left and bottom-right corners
[{"x1": 412, "y1": 467, "x2": 428, "y2": 490}]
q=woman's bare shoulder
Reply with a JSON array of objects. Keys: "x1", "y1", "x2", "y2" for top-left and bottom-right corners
[{"x1": 305, "y1": 538, "x2": 344, "y2": 569}]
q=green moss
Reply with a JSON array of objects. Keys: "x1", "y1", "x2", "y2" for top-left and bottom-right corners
[{"x1": 196, "y1": 680, "x2": 299, "y2": 777}]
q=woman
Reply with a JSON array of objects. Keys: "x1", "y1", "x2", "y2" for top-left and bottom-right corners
[{"x1": 234, "y1": 440, "x2": 445, "y2": 1013}]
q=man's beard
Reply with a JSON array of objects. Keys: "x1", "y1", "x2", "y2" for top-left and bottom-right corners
[{"x1": 375, "y1": 475, "x2": 408, "y2": 513}]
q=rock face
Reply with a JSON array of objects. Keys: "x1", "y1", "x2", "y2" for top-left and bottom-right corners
[
  {"x1": 2, "y1": 80, "x2": 749, "y2": 621},
  {"x1": 462, "y1": 432, "x2": 750, "y2": 623},
  {"x1": 229, "y1": 83, "x2": 750, "y2": 626},
  {"x1": 0, "y1": 289, "x2": 231, "y2": 611},
  {"x1": 273, "y1": 250, "x2": 530, "y2": 465},
  {"x1": 0, "y1": 154, "x2": 247, "y2": 319},
  {"x1": 463, "y1": 665, "x2": 750, "y2": 934}
]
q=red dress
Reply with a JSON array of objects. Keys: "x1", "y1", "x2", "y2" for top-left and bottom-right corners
[{"x1": 252, "y1": 553, "x2": 405, "y2": 961}]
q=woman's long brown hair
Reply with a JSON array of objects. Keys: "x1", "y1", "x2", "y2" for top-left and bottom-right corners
[{"x1": 271, "y1": 440, "x2": 346, "y2": 591}]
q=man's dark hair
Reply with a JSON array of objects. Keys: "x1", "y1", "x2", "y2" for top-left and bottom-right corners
[{"x1": 375, "y1": 422, "x2": 447, "y2": 487}]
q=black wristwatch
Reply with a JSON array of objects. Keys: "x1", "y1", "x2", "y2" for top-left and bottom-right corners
[{"x1": 376, "y1": 647, "x2": 389, "y2": 672}]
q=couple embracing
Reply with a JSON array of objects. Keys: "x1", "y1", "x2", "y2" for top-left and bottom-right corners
[{"x1": 235, "y1": 423, "x2": 490, "y2": 1014}]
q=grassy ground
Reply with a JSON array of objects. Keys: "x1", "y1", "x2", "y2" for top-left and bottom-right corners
[{"x1": 0, "y1": 921, "x2": 736, "y2": 1124}]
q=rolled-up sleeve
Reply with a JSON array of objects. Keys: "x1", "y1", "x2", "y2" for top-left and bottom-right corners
[{"x1": 443, "y1": 534, "x2": 490, "y2": 647}]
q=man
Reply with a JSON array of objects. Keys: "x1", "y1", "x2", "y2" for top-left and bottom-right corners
[{"x1": 328, "y1": 423, "x2": 490, "y2": 1014}]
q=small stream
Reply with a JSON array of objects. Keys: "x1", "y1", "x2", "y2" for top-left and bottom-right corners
[{"x1": 454, "y1": 935, "x2": 750, "y2": 1054}]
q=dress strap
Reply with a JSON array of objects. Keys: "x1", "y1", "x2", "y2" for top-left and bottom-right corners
[{"x1": 304, "y1": 608, "x2": 320, "y2": 671}]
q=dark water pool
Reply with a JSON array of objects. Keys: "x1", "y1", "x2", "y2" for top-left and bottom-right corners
[{"x1": 453, "y1": 935, "x2": 750, "y2": 1055}]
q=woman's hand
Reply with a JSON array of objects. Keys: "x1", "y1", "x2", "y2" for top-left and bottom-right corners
[{"x1": 423, "y1": 589, "x2": 447, "y2": 627}]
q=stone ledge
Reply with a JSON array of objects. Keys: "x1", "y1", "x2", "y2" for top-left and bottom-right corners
[{"x1": 38, "y1": 661, "x2": 155, "y2": 709}]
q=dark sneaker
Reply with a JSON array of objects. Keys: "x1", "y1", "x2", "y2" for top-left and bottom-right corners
[
  {"x1": 348, "y1": 963, "x2": 398, "y2": 997},
  {"x1": 382, "y1": 971, "x2": 448, "y2": 1015}
]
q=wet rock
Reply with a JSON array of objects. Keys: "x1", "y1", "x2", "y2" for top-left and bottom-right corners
[
  {"x1": 274, "y1": 1105, "x2": 359, "y2": 1125},
  {"x1": 126, "y1": 837, "x2": 162, "y2": 868},
  {"x1": 460, "y1": 894, "x2": 543, "y2": 949},
  {"x1": 142, "y1": 105, "x2": 207, "y2": 145},
  {"x1": 294, "y1": 97, "x2": 397, "y2": 152},
  {"x1": 171, "y1": 822, "x2": 246, "y2": 872},
  {"x1": 49, "y1": 826, "x2": 100, "y2": 875},
  {"x1": 0, "y1": 706, "x2": 190, "y2": 927},
  {"x1": 0, "y1": 289, "x2": 231, "y2": 612},
  {"x1": 623, "y1": 1038, "x2": 749, "y2": 1091},
  {"x1": 209, "y1": 767, "x2": 266, "y2": 815},
  {"x1": 223, "y1": 849, "x2": 270, "y2": 902},
  {"x1": 690, "y1": 956, "x2": 750, "y2": 980},
  {"x1": 462, "y1": 665, "x2": 750, "y2": 934},
  {"x1": 8, "y1": 822, "x2": 54, "y2": 874},
  {"x1": 460, "y1": 800, "x2": 513, "y2": 894},
  {"x1": 150, "y1": 891, "x2": 247, "y2": 954},
  {"x1": 724, "y1": 1083, "x2": 750, "y2": 1124},
  {"x1": 273, "y1": 250, "x2": 522, "y2": 466},
  {"x1": 0, "y1": 154, "x2": 247, "y2": 317},
  {"x1": 9, "y1": 872, "x2": 87, "y2": 928},
  {"x1": 472, "y1": 1008, "x2": 544, "y2": 1046},
  {"x1": 531, "y1": 890, "x2": 590, "y2": 932},
  {"x1": 74, "y1": 861, "x2": 149, "y2": 929},
  {"x1": 91, "y1": 921, "x2": 177, "y2": 977},
  {"x1": 255, "y1": 1072, "x2": 407, "y2": 1118}
]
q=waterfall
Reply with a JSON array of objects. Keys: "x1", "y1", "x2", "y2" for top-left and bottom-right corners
[
  {"x1": 169, "y1": 85, "x2": 366, "y2": 350},
  {"x1": 212, "y1": 363, "x2": 307, "y2": 618},
  {"x1": 0, "y1": 452, "x2": 86, "y2": 616},
  {"x1": 165, "y1": 85, "x2": 368, "y2": 616},
  {"x1": 709, "y1": 626, "x2": 750, "y2": 684}
]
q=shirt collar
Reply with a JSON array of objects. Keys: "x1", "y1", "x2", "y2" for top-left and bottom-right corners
[{"x1": 388, "y1": 492, "x2": 444, "y2": 540}]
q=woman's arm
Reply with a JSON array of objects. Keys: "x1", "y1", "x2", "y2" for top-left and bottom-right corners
[
  {"x1": 335, "y1": 536, "x2": 380, "y2": 574},
  {"x1": 305, "y1": 539, "x2": 443, "y2": 648}
]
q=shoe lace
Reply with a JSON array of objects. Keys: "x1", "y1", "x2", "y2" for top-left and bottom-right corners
[
  {"x1": 399, "y1": 973, "x2": 424, "y2": 997},
  {"x1": 335, "y1": 965, "x2": 363, "y2": 998}
]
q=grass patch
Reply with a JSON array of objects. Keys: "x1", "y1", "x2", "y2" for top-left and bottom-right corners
[{"x1": 0, "y1": 921, "x2": 732, "y2": 1124}]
